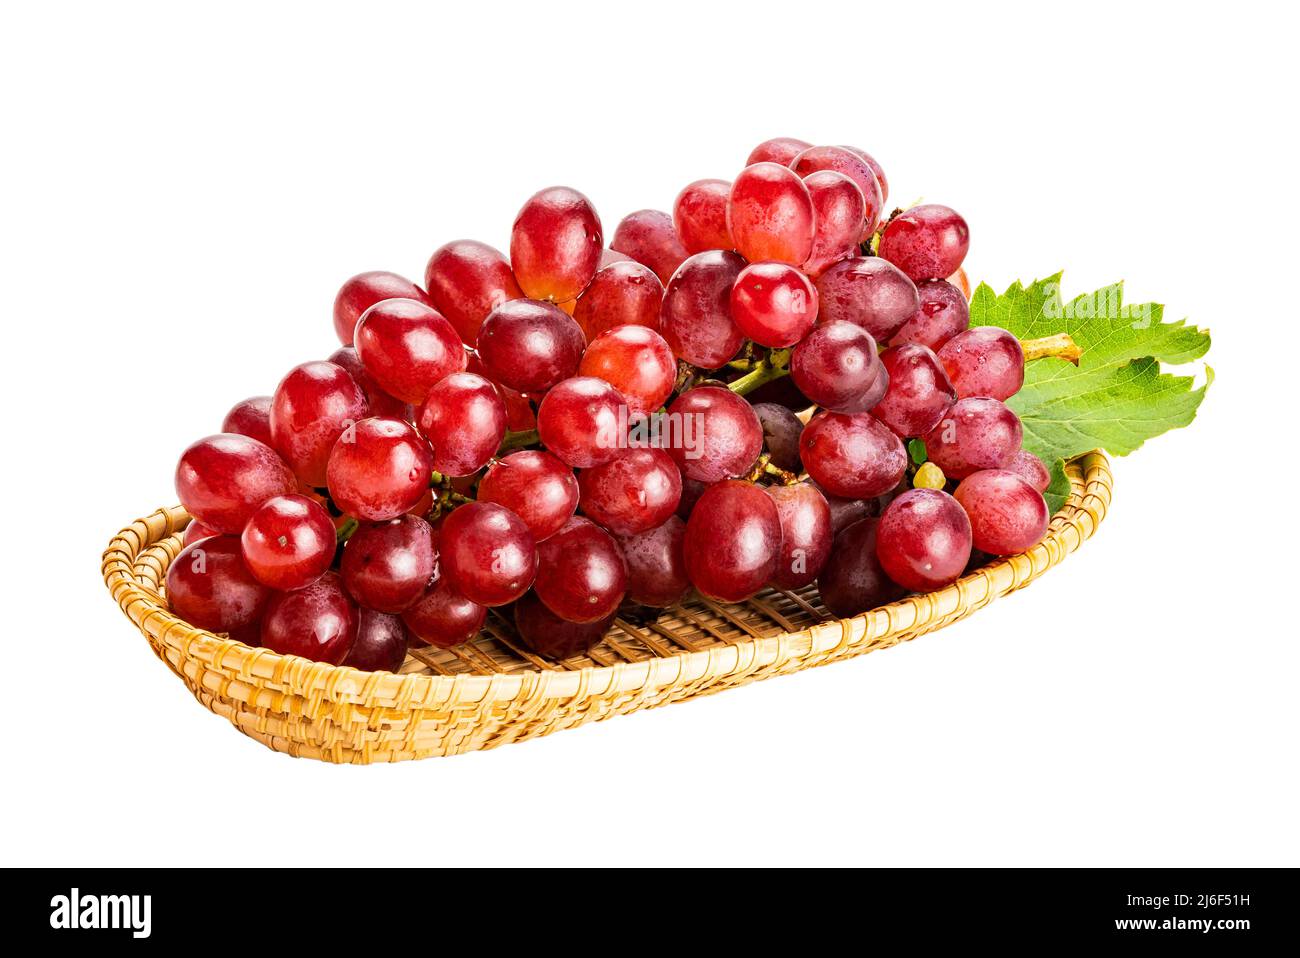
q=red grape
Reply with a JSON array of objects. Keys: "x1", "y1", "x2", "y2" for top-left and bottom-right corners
[
  {"x1": 166, "y1": 535, "x2": 271, "y2": 633},
  {"x1": 332, "y1": 270, "x2": 430, "y2": 346},
  {"x1": 752, "y1": 402, "x2": 804, "y2": 472},
  {"x1": 600, "y1": 248, "x2": 633, "y2": 266},
  {"x1": 609, "y1": 209, "x2": 689, "y2": 284},
  {"x1": 817, "y1": 484, "x2": 876, "y2": 534},
  {"x1": 800, "y1": 411, "x2": 908, "y2": 499},
  {"x1": 889, "y1": 279, "x2": 971, "y2": 351},
  {"x1": 815, "y1": 256, "x2": 920, "y2": 342},
  {"x1": 572, "y1": 260, "x2": 663, "y2": 341},
  {"x1": 222, "y1": 396, "x2": 273, "y2": 447},
  {"x1": 477, "y1": 450, "x2": 579, "y2": 542},
  {"x1": 673, "y1": 178, "x2": 734, "y2": 254},
  {"x1": 354, "y1": 297, "x2": 466, "y2": 405},
  {"x1": 465, "y1": 352, "x2": 535, "y2": 431},
  {"x1": 326, "y1": 346, "x2": 411, "y2": 420},
  {"x1": 510, "y1": 186, "x2": 603, "y2": 303},
  {"x1": 727, "y1": 162, "x2": 816, "y2": 266},
  {"x1": 269, "y1": 361, "x2": 369, "y2": 487},
  {"x1": 175, "y1": 434, "x2": 297, "y2": 534},
  {"x1": 840, "y1": 145, "x2": 889, "y2": 206},
  {"x1": 923, "y1": 397, "x2": 1022, "y2": 480},
  {"x1": 240, "y1": 493, "x2": 336, "y2": 591},
  {"x1": 476, "y1": 298, "x2": 585, "y2": 394},
  {"x1": 876, "y1": 489, "x2": 973, "y2": 592},
  {"x1": 937, "y1": 326, "x2": 1024, "y2": 401},
  {"x1": 578, "y1": 447, "x2": 681, "y2": 536},
  {"x1": 817, "y1": 517, "x2": 905, "y2": 617},
  {"x1": 619, "y1": 515, "x2": 690, "y2": 607},
  {"x1": 439, "y1": 502, "x2": 537, "y2": 606},
  {"x1": 677, "y1": 476, "x2": 710, "y2": 519},
  {"x1": 803, "y1": 170, "x2": 867, "y2": 277},
  {"x1": 183, "y1": 519, "x2": 218, "y2": 546},
  {"x1": 424, "y1": 239, "x2": 522, "y2": 343},
  {"x1": 683, "y1": 480, "x2": 781, "y2": 602},
  {"x1": 513, "y1": 592, "x2": 613, "y2": 659},
  {"x1": 659, "y1": 249, "x2": 746, "y2": 368},
  {"x1": 790, "y1": 145, "x2": 883, "y2": 237},
  {"x1": 879, "y1": 204, "x2": 970, "y2": 282},
  {"x1": 416, "y1": 372, "x2": 507, "y2": 476},
  {"x1": 664, "y1": 385, "x2": 763, "y2": 483},
  {"x1": 954, "y1": 469, "x2": 1050, "y2": 555},
  {"x1": 534, "y1": 516, "x2": 627, "y2": 623},
  {"x1": 260, "y1": 570, "x2": 358, "y2": 665},
  {"x1": 536, "y1": 376, "x2": 628, "y2": 469},
  {"x1": 402, "y1": 576, "x2": 486, "y2": 649},
  {"x1": 1006, "y1": 450, "x2": 1051, "y2": 493},
  {"x1": 339, "y1": 514, "x2": 437, "y2": 613},
  {"x1": 342, "y1": 609, "x2": 409, "y2": 672},
  {"x1": 729, "y1": 261, "x2": 818, "y2": 348},
  {"x1": 872, "y1": 343, "x2": 958, "y2": 438},
  {"x1": 746, "y1": 136, "x2": 811, "y2": 166},
  {"x1": 577, "y1": 324, "x2": 676, "y2": 417},
  {"x1": 765, "y1": 482, "x2": 832, "y2": 589},
  {"x1": 790, "y1": 321, "x2": 887, "y2": 413},
  {"x1": 326, "y1": 417, "x2": 433, "y2": 521}
]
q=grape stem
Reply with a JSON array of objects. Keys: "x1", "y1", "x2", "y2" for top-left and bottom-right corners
[
  {"x1": 727, "y1": 348, "x2": 792, "y2": 396},
  {"x1": 335, "y1": 516, "x2": 359, "y2": 544},
  {"x1": 498, "y1": 428, "x2": 540, "y2": 453},
  {"x1": 1021, "y1": 332, "x2": 1082, "y2": 366}
]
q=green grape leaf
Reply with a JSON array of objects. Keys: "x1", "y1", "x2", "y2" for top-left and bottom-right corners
[{"x1": 970, "y1": 273, "x2": 1212, "y2": 512}]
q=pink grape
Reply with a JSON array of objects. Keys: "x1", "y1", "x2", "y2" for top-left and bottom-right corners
[
  {"x1": 354, "y1": 297, "x2": 466, "y2": 404},
  {"x1": 765, "y1": 482, "x2": 833, "y2": 590},
  {"x1": 222, "y1": 396, "x2": 274, "y2": 447},
  {"x1": 572, "y1": 260, "x2": 663, "y2": 342},
  {"x1": 476, "y1": 298, "x2": 585, "y2": 394},
  {"x1": 664, "y1": 385, "x2": 763, "y2": 483},
  {"x1": 840, "y1": 145, "x2": 889, "y2": 206},
  {"x1": 402, "y1": 576, "x2": 486, "y2": 649},
  {"x1": 876, "y1": 489, "x2": 973, "y2": 593},
  {"x1": 954, "y1": 469, "x2": 1050, "y2": 555},
  {"x1": 815, "y1": 256, "x2": 920, "y2": 342},
  {"x1": 746, "y1": 136, "x2": 811, "y2": 167},
  {"x1": 260, "y1": 570, "x2": 358, "y2": 665},
  {"x1": 332, "y1": 271, "x2": 431, "y2": 346},
  {"x1": 239, "y1": 493, "x2": 336, "y2": 591},
  {"x1": 610, "y1": 209, "x2": 689, "y2": 284},
  {"x1": 183, "y1": 519, "x2": 218, "y2": 546},
  {"x1": 536, "y1": 376, "x2": 628, "y2": 469},
  {"x1": 342, "y1": 609, "x2": 409, "y2": 672},
  {"x1": 509, "y1": 186, "x2": 603, "y2": 303},
  {"x1": 890, "y1": 279, "x2": 971, "y2": 351},
  {"x1": 683, "y1": 480, "x2": 781, "y2": 602},
  {"x1": 326, "y1": 346, "x2": 410, "y2": 420},
  {"x1": 803, "y1": 170, "x2": 867, "y2": 277},
  {"x1": 439, "y1": 502, "x2": 537, "y2": 607},
  {"x1": 269, "y1": 361, "x2": 369, "y2": 487},
  {"x1": 800, "y1": 411, "x2": 908, "y2": 499},
  {"x1": 790, "y1": 321, "x2": 887, "y2": 413},
  {"x1": 578, "y1": 447, "x2": 682, "y2": 536},
  {"x1": 166, "y1": 535, "x2": 271, "y2": 633},
  {"x1": 416, "y1": 372, "x2": 507, "y2": 477},
  {"x1": 325, "y1": 417, "x2": 434, "y2": 521},
  {"x1": 339, "y1": 514, "x2": 437, "y2": 613},
  {"x1": 937, "y1": 326, "x2": 1025, "y2": 401},
  {"x1": 923, "y1": 397, "x2": 1023, "y2": 480},
  {"x1": 790, "y1": 145, "x2": 883, "y2": 237},
  {"x1": 673, "y1": 178, "x2": 734, "y2": 254},
  {"x1": 729, "y1": 261, "x2": 818, "y2": 348},
  {"x1": 513, "y1": 592, "x2": 613, "y2": 659},
  {"x1": 619, "y1": 516, "x2": 690, "y2": 607},
  {"x1": 817, "y1": 517, "x2": 906, "y2": 617},
  {"x1": 872, "y1": 343, "x2": 958, "y2": 438},
  {"x1": 879, "y1": 204, "x2": 971, "y2": 282},
  {"x1": 727, "y1": 162, "x2": 816, "y2": 266},
  {"x1": 659, "y1": 249, "x2": 746, "y2": 368},
  {"x1": 1006, "y1": 450, "x2": 1051, "y2": 493},
  {"x1": 175, "y1": 434, "x2": 297, "y2": 534},
  {"x1": 424, "y1": 239, "x2": 523, "y2": 343},
  {"x1": 477, "y1": 450, "x2": 579, "y2": 541},
  {"x1": 533, "y1": 516, "x2": 627, "y2": 623},
  {"x1": 578, "y1": 324, "x2": 676, "y2": 417}
]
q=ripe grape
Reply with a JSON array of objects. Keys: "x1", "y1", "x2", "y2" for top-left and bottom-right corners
[
  {"x1": 610, "y1": 209, "x2": 689, "y2": 284},
  {"x1": 424, "y1": 239, "x2": 522, "y2": 343},
  {"x1": 949, "y1": 268, "x2": 972, "y2": 299},
  {"x1": 260, "y1": 570, "x2": 358, "y2": 665},
  {"x1": 465, "y1": 352, "x2": 535, "y2": 431},
  {"x1": 746, "y1": 136, "x2": 812, "y2": 166},
  {"x1": 326, "y1": 346, "x2": 410, "y2": 419},
  {"x1": 339, "y1": 514, "x2": 437, "y2": 613},
  {"x1": 815, "y1": 256, "x2": 920, "y2": 342},
  {"x1": 438, "y1": 501, "x2": 537, "y2": 606},
  {"x1": 222, "y1": 396, "x2": 274, "y2": 447},
  {"x1": 673, "y1": 179, "x2": 734, "y2": 254},
  {"x1": 354, "y1": 297, "x2": 466, "y2": 404},
  {"x1": 600, "y1": 248, "x2": 632, "y2": 266},
  {"x1": 790, "y1": 321, "x2": 887, "y2": 413},
  {"x1": 790, "y1": 145, "x2": 883, "y2": 237},
  {"x1": 683, "y1": 480, "x2": 781, "y2": 602},
  {"x1": 342, "y1": 609, "x2": 409, "y2": 672},
  {"x1": 817, "y1": 517, "x2": 905, "y2": 618},
  {"x1": 727, "y1": 163, "x2": 816, "y2": 265},
  {"x1": 619, "y1": 516, "x2": 690, "y2": 607},
  {"x1": 477, "y1": 450, "x2": 579, "y2": 541},
  {"x1": 166, "y1": 535, "x2": 271, "y2": 633},
  {"x1": 677, "y1": 476, "x2": 710, "y2": 519},
  {"x1": 534, "y1": 516, "x2": 627, "y2": 623},
  {"x1": 476, "y1": 298, "x2": 585, "y2": 393},
  {"x1": 872, "y1": 343, "x2": 958, "y2": 438},
  {"x1": 325, "y1": 417, "x2": 433, "y2": 521},
  {"x1": 659, "y1": 249, "x2": 746, "y2": 368},
  {"x1": 513, "y1": 592, "x2": 613, "y2": 659},
  {"x1": 332, "y1": 271, "x2": 430, "y2": 346},
  {"x1": 923, "y1": 397, "x2": 1023, "y2": 480},
  {"x1": 752, "y1": 402, "x2": 803, "y2": 472},
  {"x1": 578, "y1": 447, "x2": 682, "y2": 536},
  {"x1": 577, "y1": 324, "x2": 676, "y2": 417},
  {"x1": 953, "y1": 469, "x2": 1050, "y2": 555},
  {"x1": 664, "y1": 385, "x2": 763, "y2": 483},
  {"x1": 509, "y1": 186, "x2": 602, "y2": 303},
  {"x1": 840, "y1": 145, "x2": 889, "y2": 206},
  {"x1": 416, "y1": 372, "x2": 507, "y2": 476},
  {"x1": 175, "y1": 434, "x2": 297, "y2": 534},
  {"x1": 937, "y1": 326, "x2": 1025, "y2": 401},
  {"x1": 729, "y1": 261, "x2": 818, "y2": 348},
  {"x1": 876, "y1": 489, "x2": 973, "y2": 593},
  {"x1": 765, "y1": 482, "x2": 832, "y2": 589},
  {"x1": 269, "y1": 361, "x2": 369, "y2": 487},
  {"x1": 183, "y1": 519, "x2": 218, "y2": 546},
  {"x1": 572, "y1": 260, "x2": 663, "y2": 341},
  {"x1": 536, "y1": 376, "x2": 628, "y2": 469},
  {"x1": 800, "y1": 411, "x2": 908, "y2": 499},
  {"x1": 240, "y1": 494, "x2": 336, "y2": 591},
  {"x1": 816, "y1": 483, "x2": 876, "y2": 534},
  {"x1": 1006, "y1": 450, "x2": 1051, "y2": 493},
  {"x1": 803, "y1": 170, "x2": 867, "y2": 277},
  {"x1": 879, "y1": 204, "x2": 971, "y2": 282},
  {"x1": 890, "y1": 279, "x2": 971, "y2": 351},
  {"x1": 402, "y1": 575, "x2": 486, "y2": 649}
]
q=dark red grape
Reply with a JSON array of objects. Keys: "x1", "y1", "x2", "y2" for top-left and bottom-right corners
[
  {"x1": 327, "y1": 345, "x2": 411, "y2": 420},
  {"x1": 572, "y1": 260, "x2": 663, "y2": 341},
  {"x1": 727, "y1": 162, "x2": 816, "y2": 266},
  {"x1": 619, "y1": 515, "x2": 690, "y2": 607},
  {"x1": 746, "y1": 136, "x2": 812, "y2": 167},
  {"x1": 534, "y1": 516, "x2": 627, "y2": 623},
  {"x1": 876, "y1": 489, "x2": 972, "y2": 592},
  {"x1": 339, "y1": 514, "x2": 437, "y2": 613},
  {"x1": 510, "y1": 186, "x2": 603, "y2": 303},
  {"x1": 476, "y1": 298, "x2": 585, "y2": 394},
  {"x1": 659, "y1": 249, "x2": 746, "y2": 369},
  {"x1": 260, "y1": 570, "x2": 358, "y2": 664},
  {"x1": 937, "y1": 326, "x2": 1025, "y2": 401},
  {"x1": 790, "y1": 320, "x2": 887, "y2": 413},
  {"x1": 354, "y1": 297, "x2": 466, "y2": 405},
  {"x1": 424, "y1": 239, "x2": 523, "y2": 343},
  {"x1": 664, "y1": 386, "x2": 763, "y2": 483},
  {"x1": 222, "y1": 396, "x2": 274, "y2": 447},
  {"x1": 954, "y1": 469, "x2": 1050, "y2": 555},
  {"x1": 402, "y1": 576, "x2": 486, "y2": 649},
  {"x1": 326, "y1": 417, "x2": 434, "y2": 521},
  {"x1": 790, "y1": 145, "x2": 883, "y2": 237},
  {"x1": 872, "y1": 343, "x2": 958, "y2": 438},
  {"x1": 578, "y1": 447, "x2": 681, "y2": 536},
  {"x1": 166, "y1": 535, "x2": 270, "y2": 633},
  {"x1": 803, "y1": 170, "x2": 866, "y2": 277},
  {"x1": 477, "y1": 450, "x2": 578, "y2": 542},
  {"x1": 816, "y1": 483, "x2": 876, "y2": 534},
  {"x1": 269, "y1": 361, "x2": 369, "y2": 487},
  {"x1": 1006, "y1": 450, "x2": 1051, "y2": 493},
  {"x1": 175, "y1": 433, "x2": 297, "y2": 534},
  {"x1": 752, "y1": 402, "x2": 803, "y2": 472},
  {"x1": 817, "y1": 517, "x2": 905, "y2": 617},
  {"x1": 683, "y1": 480, "x2": 781, "y2": 602},
  {"x1": 342, "y1": 609, "x2": 409, "y2": 672},
  {"x1": 729, "y1": 261, "x2": 818, "y2": 348},
  {"x1": 439, "y1": 501, "x2": 537, "y2": 607},
  {"x1": 415, "y1": 372, "x2": 507, "y2": 477},
  {"x1": 577, "y1": 324, "x2": 676, "y2": 417},
  {"x1": 673, "y1": 178, "x2": 734, "y2": 254},
  {"x1": 815, "y1": 256, "x2": 920, "y2": 343},
  {"x1": 183, "y1": 519, "x2": 219, "y2": 546},
  {"x1": 890, "y1": 279, "x2": 970, "y2": 351},
  {"x1": 536, "y1": 376, "x2": 628, "y2": 469},
  {"x1": 609, "y1": 209, "x2": 689, "y2": 284},
  {"x1": 923, "y1": 397, "x2": 1023, "y2": 480},
  {"x1": 800, "y1": 411, "x2": 908, "y2": 499},
  {"x1": 879, "y1": 204, "x2": 970, "y2": 282},
  {"x1": 332, "y1": 270, "x2": 430, "y2": 346},
  {"x1": 765, "y1": 482, "x2": 832, "y2": 590},
  {"x1": 239, "y1": 493, "x2": 336, "y2": 591},
  {"x1": 513, "y1": 592, "x2": 612, "y2": 659},
  {"x1": 677, "y1": 476, "x2": 710, "y2": 519}
]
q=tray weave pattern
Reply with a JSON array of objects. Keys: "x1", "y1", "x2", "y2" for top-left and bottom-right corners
[{"x1": 102, "y1": 452, "x2": 1112, "y2": 763}]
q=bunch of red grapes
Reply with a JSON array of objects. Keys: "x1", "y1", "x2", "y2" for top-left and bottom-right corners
[{"x1": 167, "y1": 137, "x2": 1052, "y2": 670}]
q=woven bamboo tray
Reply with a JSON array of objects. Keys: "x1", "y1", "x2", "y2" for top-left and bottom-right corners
[{"x1": 102, "y1": 451, "x2": 1112, "y2": 763}]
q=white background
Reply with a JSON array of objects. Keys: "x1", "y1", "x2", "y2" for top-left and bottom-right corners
[{"x1": 2, "y1": 1, "x2": 1295, "y2": 867}]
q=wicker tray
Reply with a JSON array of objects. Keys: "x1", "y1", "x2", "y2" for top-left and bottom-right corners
[{"x1": 102, "y1": 451, "x2": 1112, "y2": 763}]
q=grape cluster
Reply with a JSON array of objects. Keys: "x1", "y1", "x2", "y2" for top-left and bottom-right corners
[{"x1": 167, "y1": 137, "x2": 1052, "y2": 668}]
